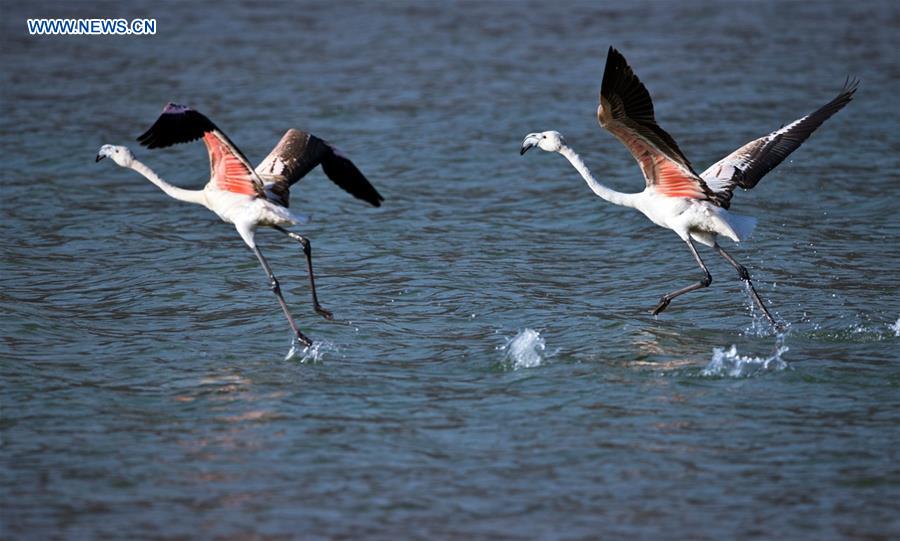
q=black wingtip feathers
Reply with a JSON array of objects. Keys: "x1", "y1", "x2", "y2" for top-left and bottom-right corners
[{"x1": 136, "y1": 103, "x2": 217, "y2": 149}]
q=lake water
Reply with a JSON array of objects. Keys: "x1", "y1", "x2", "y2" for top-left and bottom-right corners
[{"x1": 2, "y1": 1, "x2": 899, "y2": 539}]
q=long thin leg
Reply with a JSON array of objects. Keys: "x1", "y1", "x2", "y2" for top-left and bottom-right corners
[
  {"x1": 272, "y1": 226, "x2": 333, "y2": 320},
  {"x1": 713, "y1": 243, "x2": 782, "y2": 330},
  {"x1": 651, "y1": 238, "x2": 712, "y2": 315},
  {"x1": 252, "y1": 244, "x2": 313, "y2": 348}
]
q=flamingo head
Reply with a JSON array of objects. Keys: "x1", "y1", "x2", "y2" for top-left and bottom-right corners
[
  {"x1": 96, "y1": 144, "x2": 135, "y2": 167},
  {"x1": 520, "y1": 131, "x2": 565, "y2": 155}
]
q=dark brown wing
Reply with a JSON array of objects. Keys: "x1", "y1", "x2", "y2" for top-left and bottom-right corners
[
  {"x1": 700, "y1": 79, "x2": 858, "y2": 208},
  {"x1": 598, "y1": 47, "x2": 716, "y2": 201},
  {"x1": 255, "y1": 129, "x2": 383, "y2": 207}
]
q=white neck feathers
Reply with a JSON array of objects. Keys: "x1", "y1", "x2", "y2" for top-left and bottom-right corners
[
  {"x1": 559, "y1": 145, "x2": 637, "y2": 208},
  {"x1": 129, "y1": 159, "x2": 207, "y2": 206}
]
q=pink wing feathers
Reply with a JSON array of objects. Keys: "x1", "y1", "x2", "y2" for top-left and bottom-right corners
[
  {"x1": 203, "y1": 132, "x2": 258, "y2": 196},
  {"x1": 597, "y1": 48, "x2": 720, "y2": 204},
  {"x1": 137, "y1": 103, "x2": 264, "y2": 197}
]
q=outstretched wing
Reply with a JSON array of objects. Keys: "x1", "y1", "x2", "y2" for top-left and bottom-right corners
[
  {"x1": 137, "y1": 103, "x2": 264, "y2": 197},
  {"x1": 255, "y1": 129, "x2": 383, "y2": 208},
  {"x1": 700, "y1": 79, "x2": 858, "y2": 209},
  {"x1": 598, "y1": 47, "x2": 716, "y2": 202}
]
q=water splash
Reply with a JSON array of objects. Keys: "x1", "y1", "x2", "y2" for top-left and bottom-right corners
[
  {"x1": 807, "y1": 315, "x2": 900, "y2": 342},
  {"x1": 498, "y1": 328, "x2": 547, "y2": 369},
  {"x1": 285, "y1": 338, "x2": 336, "y2": 363},
  {"x1": 743, "y1": 282, "x2": 783, "y2": 337},
  {"x1": 702, "y1": 334, "x2": 789, "y2": 377}
]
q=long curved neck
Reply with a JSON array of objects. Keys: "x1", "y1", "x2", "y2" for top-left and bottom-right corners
[
  {"x1": 558, "y1": 145, "x2": 637, "y2": 208},
  {"x1": 129, "y1": 159, "x2": 207, "y2": 206}
]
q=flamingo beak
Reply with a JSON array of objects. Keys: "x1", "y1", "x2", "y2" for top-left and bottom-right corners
[
  {"x1": 520, "y1": 134, "x2": 539, "y2": 155},
  {"x1": 95, "y1": 154, "x2": 105, "y2": 162}
]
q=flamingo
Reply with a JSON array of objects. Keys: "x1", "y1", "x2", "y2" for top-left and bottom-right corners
[
  {"x1": 521, "y1": 47, "x2": 856, "y2": 329},
  {"x1": 96, "y1": 103, "x2": 384, "y2": 348}
]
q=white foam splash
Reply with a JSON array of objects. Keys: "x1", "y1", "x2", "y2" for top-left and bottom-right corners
[
  {"x1": 702, "y1": 337, "x2": 789, "y2": 377},
  {"x1": 499, "y1": 328, "x2": 546, "y2": 369},
  {"x1": 285, "y1": 338, "x2": 335, "y2": 363},
  {"x1": 743, "y1": 282, "x2": 783, "y2": 337},
  {"x1": 811, "y1": 315, "x2": 900, "y2": 342}
]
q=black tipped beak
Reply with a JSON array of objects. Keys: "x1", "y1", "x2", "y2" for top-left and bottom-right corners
[
  {"x1": 95, "y1": 154, "x2": 105, "y2": 162},
  {"x1": 520, "y1": 143, "x2": 534, "y2": 156}
]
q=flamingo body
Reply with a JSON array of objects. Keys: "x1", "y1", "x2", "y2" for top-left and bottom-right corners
[{"x1": 631, "y1": 191, "x2": 755, "y2": 247}]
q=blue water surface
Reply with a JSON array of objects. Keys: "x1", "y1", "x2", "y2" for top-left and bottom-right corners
[{"x1": 1, "y1": 1, "x2": 899, "y2": 539}]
